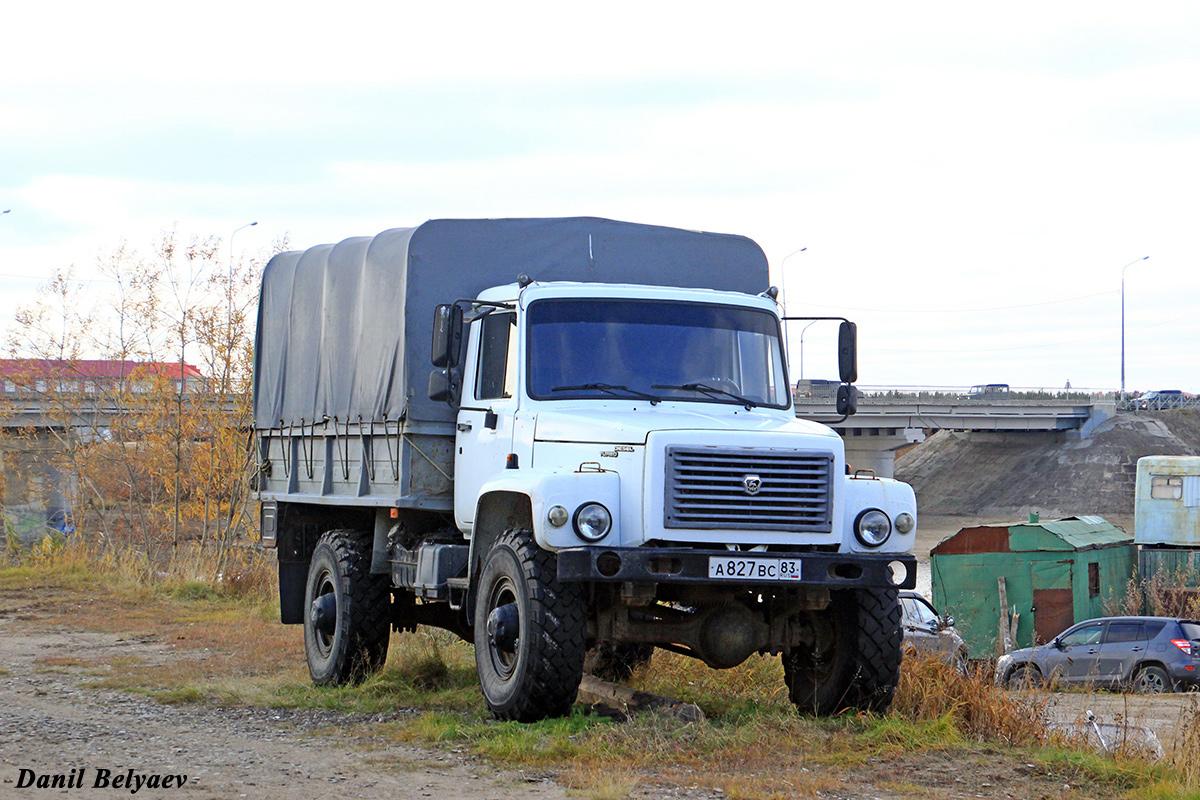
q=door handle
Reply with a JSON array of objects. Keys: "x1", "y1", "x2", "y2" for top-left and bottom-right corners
[{"x1": 456, "y1": 422, "x2": 472, "y2": 432}]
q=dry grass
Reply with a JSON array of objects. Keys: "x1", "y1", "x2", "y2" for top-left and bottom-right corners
[
  {"x1": 2, "y1": 535, "x2": 275, "y2": 603},
  {"x1": 1108, "y1": 564, "x2": 1200, "y2": 619},
  {"x1": 1164, "y1": 698, "x2": 1200, "y2": 786},
  {"x1": 892, "y1": 652, "x2": 1054, "y2": 745}
]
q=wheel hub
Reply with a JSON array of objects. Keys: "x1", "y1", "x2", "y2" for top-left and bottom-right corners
[
  {"x1": 311, "y1": 593, "x2": 338, "y2": 636},
  {"x1": 486, "y1": 602, "x2": 520, "y2": 652}
]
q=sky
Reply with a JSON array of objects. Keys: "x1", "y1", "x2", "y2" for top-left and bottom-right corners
[{"x1": 2, "y1": 1, "x2": 1198, "y2": 393}]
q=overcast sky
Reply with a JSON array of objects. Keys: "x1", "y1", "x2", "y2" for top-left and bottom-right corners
[{"x1": 2, "y1": 2, "x2": 1197, "y2": 392}]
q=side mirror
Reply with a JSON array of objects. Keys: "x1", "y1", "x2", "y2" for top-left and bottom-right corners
[
  {"x1": 944, "y1": 616, "x2": 955, "y2": 628},
  {"x1": 836, "y1": 384, "x2": 857, "y2": 416},
  {"x1": 428, "y1": 368, "x2": 461, "y2": 406},
  {"x1": 838, "y1": 321, "x2": 858, "y2": 384},
  {"x1": 431, "y1": 304, "x2": 464, "y2": 368},
  {"x1": 1053, "y1": 638, "x2": 1065, "y2": 650}
]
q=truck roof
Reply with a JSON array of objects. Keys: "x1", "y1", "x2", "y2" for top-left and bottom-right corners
[{"x1": 253, "y1": 217, "x2": 770, "y2": 429}]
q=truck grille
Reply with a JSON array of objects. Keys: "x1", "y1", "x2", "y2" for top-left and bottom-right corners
[{"x1": 664, "y1": 447, "x2": 833, "y2": 531}]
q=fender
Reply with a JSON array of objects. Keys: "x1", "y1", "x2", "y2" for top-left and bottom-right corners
[
  {"x1": 840, "y1": 474, "x2": 917, "y2": 554},
  {"x1": 470, "y1": 468, "x2": 622, "y2": 566}
]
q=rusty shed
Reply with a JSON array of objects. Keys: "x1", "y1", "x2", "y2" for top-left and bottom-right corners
[{"x1": 930, "y1": 516, "x2": 1137, "y2": 657}]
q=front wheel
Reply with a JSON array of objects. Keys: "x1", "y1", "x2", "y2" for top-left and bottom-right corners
[
  {"x1": 782, "y1": 588, "x2": 901, "y2": 715},
  {"x1": 1006, "y1": 665, "x2": 1040, "y2": 690},
  {"x1": 303, "y1": 530, "x2": 391, "y2": 685},
  {"x1": 474, "y1": 530, "x2": 587, "y2": 721}
]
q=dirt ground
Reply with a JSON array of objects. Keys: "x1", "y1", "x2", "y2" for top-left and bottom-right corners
[
  {"x1": 0, "y1": 589, "x2": 568, "y2": 800},
  {"x1": 2, "y1": 580, "x2": 1196, "y2": 800}
]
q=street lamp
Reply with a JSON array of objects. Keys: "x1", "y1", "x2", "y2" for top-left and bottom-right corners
[
  {"x1": 228, "y1": 220, "x2": 257, "y2": 310},
  {"x1": 778, "y1": 244, "x2": 808, "y2": 327},
  {"x1": 798, "y1": 320, "x2": 818, "y2": 381},
  {"x1": 1120, "y1": 255, "x2": 1150, "y2": 402},
  {"x1": 229, "y1": 221, "x2": 257, "y2": 274}
]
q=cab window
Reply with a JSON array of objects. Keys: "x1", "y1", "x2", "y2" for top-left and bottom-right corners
[{"x1": 476, "y1": 312, "x2": 517, "y2": 400}]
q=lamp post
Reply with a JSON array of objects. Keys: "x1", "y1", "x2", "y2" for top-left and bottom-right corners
[
  {"x1": 229, "y1": 221, "x2": 257, "y2": 278},
  {"x1": 222, "y1": 221, "x2": 257, "y2": 390},
  {"x1": 778, "y1": 246, "x2": 807, "y2": 303},
  {"x1": 228, "y1": 221, "x2": 257, "y2": 312},
  {"x1": 798, "y1": 320, "x2": 818, "y2": 381},
  {"x1": 780, "y1": 247, "x2": 811, "y2": 382},
  {"x1": 1120, "y1": 255, "x2": 1150, "y2": 402}
]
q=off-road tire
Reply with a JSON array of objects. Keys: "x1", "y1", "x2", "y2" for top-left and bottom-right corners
[
  {"x1": 303, "y1": 529, "x2": 391, "y2": 686},
  {"x1": 584, "y1": 642, "x2": 655, "y2": 683},
  {"x1": 474, "y1": 529, "x2": 587, "y2": 721},
  {"x1": 782, "y1": 587, "x2": 902, "y2": 715},
  {"x1": 1133, "y1": 664, "x2": 1172, "y2": 694}
]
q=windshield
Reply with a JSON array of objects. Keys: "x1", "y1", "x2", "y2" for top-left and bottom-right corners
[{"x1": 527, "y1": 298, "x2": 790, "y2": 408}]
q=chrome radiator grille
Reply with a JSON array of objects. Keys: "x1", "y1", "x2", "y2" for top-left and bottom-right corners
[{"x1": 664, "y1": 447, "x2": 833, "y2": 531}]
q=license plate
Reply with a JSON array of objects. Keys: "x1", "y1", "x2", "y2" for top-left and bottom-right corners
[{"x1": 708, "y1": 556, "x2": 802, "y2": 581}]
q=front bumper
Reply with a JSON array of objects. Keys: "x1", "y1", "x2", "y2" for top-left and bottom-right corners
[{"x1": 556, "y1": 546, "x2": 916, "y2": 590}]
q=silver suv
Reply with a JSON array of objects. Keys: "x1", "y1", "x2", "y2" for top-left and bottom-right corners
[{"x1": 996, "y1": 616, "x2": 1200, "y2": 694}]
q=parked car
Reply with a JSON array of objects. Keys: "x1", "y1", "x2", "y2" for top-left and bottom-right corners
[
  {"x1": 900, "y1": 591, "x2": 968, "y2": 672},
  {"x1": 995, "y1": 616, "x2": 1200, "y2": 694}
]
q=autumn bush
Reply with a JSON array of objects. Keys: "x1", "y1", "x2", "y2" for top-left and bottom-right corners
[{"x1": 1, "y1": 230, "x2": 285, "y2": 585}]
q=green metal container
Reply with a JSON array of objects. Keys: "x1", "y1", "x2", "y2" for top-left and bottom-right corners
[{"x1": 930, "y1": 516, "x2": 1137, "y2": 658}]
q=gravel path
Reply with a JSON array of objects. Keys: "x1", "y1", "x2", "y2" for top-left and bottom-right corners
[{"x1": 0, "y1": 627, "x2": 566, "y2": 800}]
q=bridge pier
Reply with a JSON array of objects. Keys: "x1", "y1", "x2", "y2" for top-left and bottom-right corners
[
  {"x1": 835, "y1": 426, "x2": 926, "y2": 479},
  {"x1": 799, "y1": 393, "x2": 1102, "y2": 479}
]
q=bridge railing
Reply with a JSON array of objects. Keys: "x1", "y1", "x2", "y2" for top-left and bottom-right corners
[
  {"x1": 794, "y1": 385, "x2": 1114, "y2": 406},
  {"x1": 794, "y1": 385, "x2": 1198, "y2": 411}
]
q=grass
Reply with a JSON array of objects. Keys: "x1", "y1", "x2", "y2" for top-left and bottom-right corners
[{"x1": 5, "y1": 543, "x2": 1200, "y2": 798}]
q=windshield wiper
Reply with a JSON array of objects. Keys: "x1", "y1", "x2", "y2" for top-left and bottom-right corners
[
  {"x1": 551, "y1": 383, "x2": 661, "y2": 404},
  {"x1": 652, "y1": 382, "x2": 758, "y2": 410}
]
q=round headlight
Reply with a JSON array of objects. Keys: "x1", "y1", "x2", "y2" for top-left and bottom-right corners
[
  {"x1": 573, "y1": 503, "x2": 612, "y2": 542},
  {"x1": 547, "y1": 505, "x2": 569, "y2": 527},
  {"x1": 854, "y1": 509, "x2": 892, "y2": 547},
  {"x1": 894, "y1": 512, "x2": 916, "y2": 535}
]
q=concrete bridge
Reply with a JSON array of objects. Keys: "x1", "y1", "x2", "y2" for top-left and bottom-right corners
[
  {"x1": 797, "y1": 387, "x2": 1118, "y2": 478},
  {"x1": 0, "y1": 386, "x2": 1132, "y2": 489}
]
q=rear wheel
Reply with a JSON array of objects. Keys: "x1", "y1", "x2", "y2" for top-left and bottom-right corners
[
  {"x1": 783, "y1": 588, "x2": 901, "y2": 715},
  {"x1": 303, "y1": 530, "x2": 391, "y2": 685},
  {"x1": 1133, "y1": 664, "x2": 1172, "y2": 694},
  {"x1": 474, "y1": 530, "x2": 587, "y2": 721}
]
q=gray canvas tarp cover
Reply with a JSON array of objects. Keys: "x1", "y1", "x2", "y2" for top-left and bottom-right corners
[{"x1": 253, "y1": 217, "x2": 770, "y2": 430}]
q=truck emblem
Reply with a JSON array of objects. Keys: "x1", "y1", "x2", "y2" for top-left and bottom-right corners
[{"x1": 742, "y1": 474, "x2": 762, "y2": 495}]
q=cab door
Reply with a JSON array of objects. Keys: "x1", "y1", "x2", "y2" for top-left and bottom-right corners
[{"x1": 454, "y1": 311, "x2": 519, "y2": 532}]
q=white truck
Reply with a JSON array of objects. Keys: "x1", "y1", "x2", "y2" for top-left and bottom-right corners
[{"x1": 253, "y1": 217, "x2": 918, "y2": 721}]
